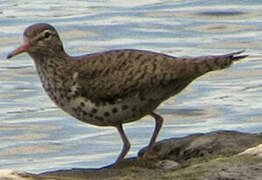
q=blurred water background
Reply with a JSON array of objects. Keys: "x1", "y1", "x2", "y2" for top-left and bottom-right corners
[{"x1": 0, "y1": 0, "x2": 262, "y2": 173}]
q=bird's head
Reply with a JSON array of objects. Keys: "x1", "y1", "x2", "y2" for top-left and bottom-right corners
[{"x1": 7, "y1": 23, "x2": 64, "y2": 59}]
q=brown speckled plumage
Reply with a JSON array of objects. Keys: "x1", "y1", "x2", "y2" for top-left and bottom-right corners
[{"x1": 7, "y1": 23, "x2": 248, "y2": 165}]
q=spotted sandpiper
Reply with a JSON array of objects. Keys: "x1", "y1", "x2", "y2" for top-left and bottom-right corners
[{"x1": 7, "y1": 23, "x2": 248, "y2": 165}]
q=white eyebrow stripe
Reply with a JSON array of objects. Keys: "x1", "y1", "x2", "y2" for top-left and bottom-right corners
[{"x1": 31, "y1": 29, "x2": 55, "y2": 42}]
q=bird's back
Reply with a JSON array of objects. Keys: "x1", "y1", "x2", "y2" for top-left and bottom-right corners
[{"x1": 71, "y1": 49, "x2": 246, "y2": 103}]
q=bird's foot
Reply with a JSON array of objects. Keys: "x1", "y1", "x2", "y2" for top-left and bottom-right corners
[{"x1": 141, "y1": 149, "x2": 158, "y2": 160}]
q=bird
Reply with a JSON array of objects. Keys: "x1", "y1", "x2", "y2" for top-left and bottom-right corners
[{"x1": 7, "y1": 23, "x2": 248, "y2": 165}]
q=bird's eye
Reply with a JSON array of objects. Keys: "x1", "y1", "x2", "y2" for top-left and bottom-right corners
[{"x1": 44, "y1": 31, "x2": 51, "y2": 39}]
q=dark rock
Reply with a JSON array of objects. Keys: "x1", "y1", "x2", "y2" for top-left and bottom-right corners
[
  {"x1": 7, "y1": 131, "x2": 262, "y2": 180},
  {"x1": 139, "y1": 130, "x2": 262, "y2": 165}
]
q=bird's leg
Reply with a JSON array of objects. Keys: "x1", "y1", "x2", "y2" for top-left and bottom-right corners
[
  {"x1": 142, "y1": 112, "x2": 163, "y2": 159},
  {"x1": 114, "y1": 124, "x2": 131, "y2": 165}
]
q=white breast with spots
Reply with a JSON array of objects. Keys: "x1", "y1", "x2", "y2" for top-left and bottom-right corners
[{"x1": 66, "y1": 95, "x2": 150, "y2": 127}]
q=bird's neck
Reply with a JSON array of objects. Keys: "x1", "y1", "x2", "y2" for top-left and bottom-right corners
[
  {"x1": 29, "y1": 51, "x2": 72, "y2": 108},
  {"x1": 29, "y1": 51, "x2": 70, "y2": 85},
  {"x1": 29, "y1": 49, "x2": 68, "y2": 69}
]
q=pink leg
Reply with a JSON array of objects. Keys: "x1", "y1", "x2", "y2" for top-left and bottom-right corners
[
  {"x1": 114, "y1": 124, "x2": 131, "y2": 164},
  {"x1": 143, "y1": 112, "x2": 163, "y2": 158}
]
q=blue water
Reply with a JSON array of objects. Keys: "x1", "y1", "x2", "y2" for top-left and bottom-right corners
[{"x1": 0, "y1": 0, "x2": 262, "y2": 173}]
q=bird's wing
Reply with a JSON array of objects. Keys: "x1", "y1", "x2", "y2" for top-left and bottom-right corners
[{"x1": 73, "y1": 50, "x2": 181, "y2": 102}]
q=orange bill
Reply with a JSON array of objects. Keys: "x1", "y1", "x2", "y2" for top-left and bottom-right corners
[{"x1": 7, "y1": 41, "x2": 31, "y2": 59}]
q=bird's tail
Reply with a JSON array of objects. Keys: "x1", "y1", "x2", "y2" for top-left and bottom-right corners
[
  {"x1": 191, "y1": 50, "x2": 248, "y2": 73},
  {"x1": 224, "y1": 50, "x2": 248, "y2": 62}
]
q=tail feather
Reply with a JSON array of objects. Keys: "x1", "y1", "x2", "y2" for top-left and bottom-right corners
[
  {"x1": 189, "y1": 50, "x2": 248, "y2": 76},
  {"x1": 225, "y1": 50, "x2": 248, "y2": 61}
]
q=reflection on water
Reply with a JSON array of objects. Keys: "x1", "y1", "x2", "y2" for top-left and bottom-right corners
[
  {"x1": 1, "y1": 0, "x2": 262, "y2": 173},
  {"x1": 187, "y1": 23, "x2": 255, "y2": 33}
]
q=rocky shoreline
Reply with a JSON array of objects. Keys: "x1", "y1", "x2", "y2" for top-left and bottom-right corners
[{"x1": 2, "y1": 130, "x2": 262, "y2": 180}]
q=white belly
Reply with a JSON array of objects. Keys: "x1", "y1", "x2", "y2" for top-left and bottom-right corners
[{"x1": 64, "y1": 96, "x2": 153, "y2": 126}]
